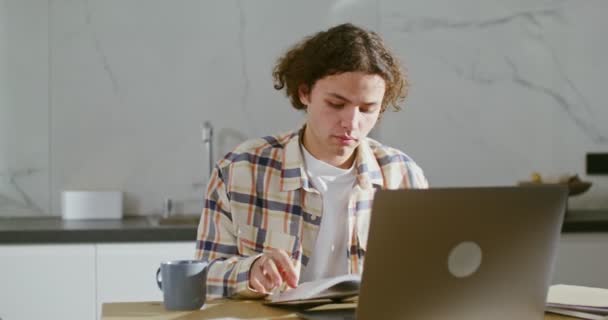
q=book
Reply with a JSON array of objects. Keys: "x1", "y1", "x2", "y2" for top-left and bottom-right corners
[
  {"x1": 545, "y1": 307, "x2": 607, "y2": 320},
  {"x1": 546, "y1": 284, "x2": 608, "y2": 316},
  {"x1": 264, "y1": 274, "x2": 361, "y2": 306}
]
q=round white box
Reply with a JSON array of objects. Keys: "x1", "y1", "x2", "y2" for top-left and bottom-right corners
[{"x1": 61, "y1": 191, "x2": 123, "y2": 220}]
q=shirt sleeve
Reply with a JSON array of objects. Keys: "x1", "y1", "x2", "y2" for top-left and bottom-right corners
[
  {"x1": 195, "y1": 165, "x2": 266, "y2": 300},
  {"x1": 403, "y1": 161, "x2": 429, "y2": 189}
]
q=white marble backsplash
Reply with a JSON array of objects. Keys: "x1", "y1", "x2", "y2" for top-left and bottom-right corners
[
  {"x1": 0, "y1": 1, "x2": 51, "y2": 216},
  {"x1": 377, "y1": 0, "x2": 608, "y2": 208},
  {"x1": 1, "y1": 0, "x2": 606, "y2": 216}
]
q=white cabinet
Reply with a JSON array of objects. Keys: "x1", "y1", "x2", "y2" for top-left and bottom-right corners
[
  {"x1": 95, "y1": 242, "x2": 195, "y2": 320},
  {"x1": 1, "y1": 235, "x2": 606, "y2": 320},
  {"x1": 552, "y1": 233, "x2": 608, "y2": 288},
  {"x1": 0, "y1": 242, "x2": 196, "y2": 320},
  {"x1": 0, "y1": 244, "x2": 96, "y2": 320}
]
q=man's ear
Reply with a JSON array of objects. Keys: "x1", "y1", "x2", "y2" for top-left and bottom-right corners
[{"x1": 298, "y1": 84, "x2": 311, "y2": 106}]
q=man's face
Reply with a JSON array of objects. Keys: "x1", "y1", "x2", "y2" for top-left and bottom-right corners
[{"x1": 299, "y1": 71, "x2": 385, "y2": 168}]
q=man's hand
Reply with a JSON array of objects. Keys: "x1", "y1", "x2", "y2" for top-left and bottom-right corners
[{"x1": 249, "y1": 248, "x2": 299, "y2": 294}]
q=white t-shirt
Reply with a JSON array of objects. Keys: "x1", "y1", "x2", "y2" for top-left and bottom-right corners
[{"x1": 299, "y1": 146, "x2": 357, "y2": 283}]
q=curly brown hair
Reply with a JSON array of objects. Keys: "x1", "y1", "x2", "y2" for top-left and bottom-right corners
[{"x1": 273, "y1": 23, "x2": 407, "y2": 113}]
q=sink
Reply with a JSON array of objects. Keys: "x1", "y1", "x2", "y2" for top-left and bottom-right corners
[{"x1": 157, "y1": 215, "x2": 200, "y2": 226}]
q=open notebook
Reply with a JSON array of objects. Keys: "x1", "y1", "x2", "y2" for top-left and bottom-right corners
[
  {"x1": 546, "y1": 284, "x2": 608, "y2": 319},
  {"x1": 264, "y1": 274, "x2": 361, "y2": 306}
]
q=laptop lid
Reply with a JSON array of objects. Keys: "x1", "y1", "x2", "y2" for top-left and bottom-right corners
[{"x1": 356, "y1": 186, "x2": 567, "y2": 320}]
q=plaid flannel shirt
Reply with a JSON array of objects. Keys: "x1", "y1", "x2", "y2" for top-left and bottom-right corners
[{"x1": 195, "y1": 127, "x2": 428, "y2": 299}]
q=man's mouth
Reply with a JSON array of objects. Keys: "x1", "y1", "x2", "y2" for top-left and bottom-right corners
[{"x1": 334, "y1": 135, "x2": 357, "y2": 144}]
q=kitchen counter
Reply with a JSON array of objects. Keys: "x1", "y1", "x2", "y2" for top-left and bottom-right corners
[
  {"x1": 562, "y1": 209, "x2": 608, "y2": 232},
  {"x1": 0, "y1": 216, "x2": 198, "y2": 244},
  {"x1": 0, "y1": 210, "x2": 607, "y2": 244}
]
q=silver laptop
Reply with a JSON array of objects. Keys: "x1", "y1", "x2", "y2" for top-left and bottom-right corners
[{"x1": 300, "y1": 185, "x2": 567, "y2": 320}]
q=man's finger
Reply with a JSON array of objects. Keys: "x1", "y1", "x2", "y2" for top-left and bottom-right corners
[
  {"x1": 264, "y1": 258, "x2": 284, "y2": 287},
  {"x1": 250, "y1": 276, "x2": 267, "y2": 294},
  {"x1": 269, "y1": 249, "x2": 299, "y2": 288},
  {"x1": 257, "y1": 264, "x2": 276, "y2": 292}
]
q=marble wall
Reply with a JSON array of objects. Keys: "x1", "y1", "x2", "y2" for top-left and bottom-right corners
[
  {"x1": 376, "y1": 0, "x2": 608, "y2": 209},
  {"x1": 1, "y1": 0, "x2": 606, "y2": 217},
  {"x1": 0, "y1": 1, "x2": 50, "y2": 216}
]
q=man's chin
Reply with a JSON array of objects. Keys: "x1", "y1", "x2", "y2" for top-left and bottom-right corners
[{"x1": 334, "y1": 143, "x2": 358, "y2": 156}]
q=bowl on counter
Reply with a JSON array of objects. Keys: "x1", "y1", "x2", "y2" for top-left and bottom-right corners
[{"x1": 518, "y1": 174, "x2": 592, "y2": 197}]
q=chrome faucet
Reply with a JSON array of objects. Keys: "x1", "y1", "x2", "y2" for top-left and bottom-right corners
[{"x1": 201, "y1": 122, "x2": 214, "y2": 180}]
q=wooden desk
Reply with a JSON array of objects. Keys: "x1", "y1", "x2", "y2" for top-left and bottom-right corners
[{"x1": 101, "y1": 300, "x2": 579, "y2": 320}]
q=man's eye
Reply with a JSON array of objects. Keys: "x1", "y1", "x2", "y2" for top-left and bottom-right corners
[
  {"x1": 327, "y1": 102, "x2": 344, "y2": 108},
  {"x1": 361, "y1": 107, "x2": 377, "y2": 113}
]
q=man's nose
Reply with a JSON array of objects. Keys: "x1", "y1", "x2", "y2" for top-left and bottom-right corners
[{"x1": 340, "y1": 106, "x2": 360, "y2": 130}]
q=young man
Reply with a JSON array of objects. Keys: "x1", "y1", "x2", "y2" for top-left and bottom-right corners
[{"x1": 195, "y1": 23, "x2": 428, "y2": 300}]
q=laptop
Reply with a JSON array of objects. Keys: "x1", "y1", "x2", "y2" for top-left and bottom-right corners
[{"x1": 299, "y1": 185, "x2": 567, "y2": 320}]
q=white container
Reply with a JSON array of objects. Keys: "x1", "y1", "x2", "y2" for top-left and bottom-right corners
[{"x1": 61, "y1": 191, "x2": 123, "y2": 220}]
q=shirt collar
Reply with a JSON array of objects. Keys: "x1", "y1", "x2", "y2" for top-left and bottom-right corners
[
  {"x1": 280, "y1": 126, "x2": 383, "y2": 192},
  {"x1": 280, "y1": 126, "x2": 314, "y2": 192}
]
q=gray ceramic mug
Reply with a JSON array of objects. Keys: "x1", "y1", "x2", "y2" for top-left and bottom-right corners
[{"x1": 156, "y1": 260, "x2": 208, "y2": 310}]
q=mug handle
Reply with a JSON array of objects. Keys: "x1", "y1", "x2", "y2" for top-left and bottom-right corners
[{"x1": 156, "y1": 267, "x2": 162, "y2": 290}]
